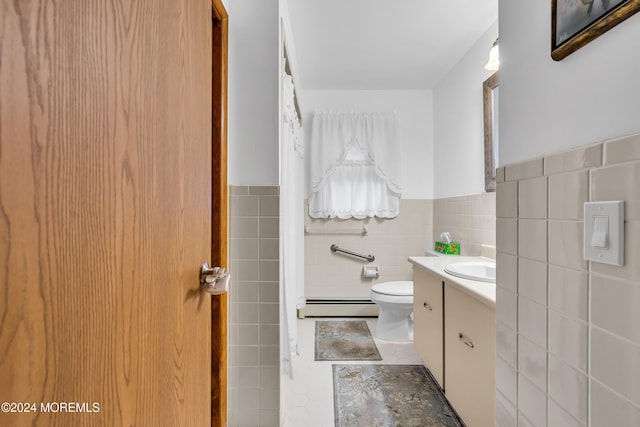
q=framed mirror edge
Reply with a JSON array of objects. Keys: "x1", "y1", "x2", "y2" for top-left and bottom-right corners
[{"x1": 483, "y1": 71, "x2": 499, "y2": 193}]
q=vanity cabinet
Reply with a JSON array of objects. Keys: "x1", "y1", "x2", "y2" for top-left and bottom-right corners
[
  {"x1": 412, "y1": 268, "x2": 444, "y2": 389},
  {"x1": 412, "y1": 258, "x2": 496, "y2": 427},
  {"x1": 444, "y1": 284, "x2": 496, "y2": 427}
]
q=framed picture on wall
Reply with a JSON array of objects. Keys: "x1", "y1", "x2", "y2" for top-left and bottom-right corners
[{"x1": 551, "y1": 0, "x2": 640, "y2": 60}]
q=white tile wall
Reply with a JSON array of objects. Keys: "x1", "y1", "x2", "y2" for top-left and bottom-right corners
[
  {"x1": 497, "y1": 287, "x2": 518, "y2": 331},
  {"x1": 591, "y1": 275, "x2": 640, "y2": 345},
  {"x1": 548, "y1": 265, "x2": 588, "y2": 322},
  {"x1": 304, "y1": 199, "x2": 433, "y2": 302},
  {"x1": 590, "y1": 221, "x2": 640, "y2": 282},
  {"x1": 548, "y1": 170, "x2": 588, "y2": 220},
  {"x1": 497, "y1": 181, "x2": 518, "y2": 218},
  {"x1": 506, "y1": 157, "x2": 544, "y2": 181},
  {"x1": 603, "y1": 133, "x2": 640, "y2": 165},
  {"x1": 519, "y1": 176, "x2": 547, "y2": 219},
  {"x1": 229, "y1": 185, "x2": 280, "y2": 427},
  {"x1": 518, "y1": 296, "x2": 547, "y2": 349},
  {"x1": 496, "y1": 354, "x2": 518, "y2": 405},
  {"x1": 497, "y1": 252, "x2": 518, "y2": 293},
  {"x1": 591, "y1": 161, "x2": 640, "y2": 283},
  {"x1": 548, "y1": 398, "x2": 586, "y2": 427},
  {"x1": 497, "y1": 390, "x2": 518, "y2": 427},
  {"x1": 432, "y1": 192, "x2": 496, "y2": 256},
  {"x1": 544, "y1": 143, "x2": 602, "y2": 176},
  {"x1": 518, "y1": 219, "x2": 547, "y2": 262},
  {"x1": 497, "y1": 218, "x2": 518, "y2": 256},
  {"x1": 591, "y1": 380, "x2": 640, "y2": 427},
  {"x1": 496, "y1": 132, "x2": 640, "y2": 426},
  {"x1": 548, "y1": 354, "x2": 588, "y2": 424},
  {"x1": 548, "y1": 220, "x2": 586, "y2": 271},
  {"x1": 497, "y1": 320, "x2": 518, "y2": 367},
  {"x1": 548, "y1": 310, "x2": 588, "y2": 372},
  {"x1": 518, "y1": 374, "x2": 547, "y2": 427},
  {"x1": 591, "y1": 328, "x2": 640, "y2": 407},
  {"x1": 518, "y1": 258, "x2": 547, "y2": 305},
  {"x1": 304, "y1": 193, "x2": 494, "y2": 304},
  {"x1": 518, "y1": 335, "x2": 547, "y2": 392},
  {"x1": 518, "y1": 412, "x2": 537, "y2": 427}
]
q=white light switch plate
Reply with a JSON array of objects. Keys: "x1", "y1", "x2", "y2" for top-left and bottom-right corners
[{"x1": 584, "y1": 201, "x2": 624, "y2": 266}]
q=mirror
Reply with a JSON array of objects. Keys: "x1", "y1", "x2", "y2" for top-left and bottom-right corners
[{"x1": 483, "y1": 71, "x2": 499, "y2": 192}]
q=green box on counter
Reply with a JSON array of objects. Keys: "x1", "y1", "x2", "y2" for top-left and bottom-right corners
[{"x1": 435, "y1": 241, "x2": 460, "y2": 255}]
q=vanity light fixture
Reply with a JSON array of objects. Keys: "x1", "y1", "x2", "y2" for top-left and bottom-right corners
[{"x1": 484, "y1": 38, "x2": 499, "y2": 71}]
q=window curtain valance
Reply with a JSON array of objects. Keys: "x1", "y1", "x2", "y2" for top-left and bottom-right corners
[
  {"x1": 309, "y1": 111, "x2": 401, "y2": 195},
  {"x1": 309, "y1": 111, "x2": 402, "y2": 219}
]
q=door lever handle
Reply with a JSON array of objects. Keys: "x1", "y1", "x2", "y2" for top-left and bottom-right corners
[{"x1": 200, "y1": 262, "x2": 230, "y2": 295}]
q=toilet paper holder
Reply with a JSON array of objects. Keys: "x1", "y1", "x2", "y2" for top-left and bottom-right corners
[{"x1": 362, "y1": 265, "x2": 380, "y2": 279}]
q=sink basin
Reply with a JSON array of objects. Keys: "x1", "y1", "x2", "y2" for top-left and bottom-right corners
[{"x1": 444, "y1": 261, "x2": 496, "y2": 283}]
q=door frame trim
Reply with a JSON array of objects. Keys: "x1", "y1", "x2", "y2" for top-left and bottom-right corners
[{"x1": 211, "y1": 1, "x2": 228, "y2": 426}]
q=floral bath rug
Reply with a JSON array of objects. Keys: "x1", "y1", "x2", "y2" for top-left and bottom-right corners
[
  {"x1": 315, "y1": 320, "x2": 382, "y2": 361},
  {"x1": 333, "y1": 364, "x2": 464, "y2": 427}
]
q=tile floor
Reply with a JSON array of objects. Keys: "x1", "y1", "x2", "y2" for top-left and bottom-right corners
[{"x1": 282, "y1": 317, "x2": 423, "y2": 427}]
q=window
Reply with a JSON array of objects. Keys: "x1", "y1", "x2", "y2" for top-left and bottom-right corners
[{"x1": 308, "y1": 111, "x2": 401, "y2": 219}]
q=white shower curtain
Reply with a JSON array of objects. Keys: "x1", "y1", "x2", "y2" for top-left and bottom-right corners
[
  {"x1": 281, "y1": 71, "x2": 304, "y2": 378},
  {"x1": 308, "y1": 111, "x2": 402, "y2": 219}
]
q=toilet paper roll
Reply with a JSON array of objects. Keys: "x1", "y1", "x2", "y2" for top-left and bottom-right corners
[{"x1": 362, "y1": 265, "x2": 380, "y2": 278}]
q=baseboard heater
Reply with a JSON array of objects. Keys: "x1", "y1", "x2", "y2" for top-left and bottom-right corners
[{"x1": 299, "y1": 299, "x2": 379, "y2": 318}]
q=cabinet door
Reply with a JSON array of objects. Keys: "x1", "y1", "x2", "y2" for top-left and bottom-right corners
[
  {"x1": 413, "y1": 268, "x2": 444, "y2": 389},
  {"x1": 444, "y1": 285, "x2": 496, "y2": 427}
]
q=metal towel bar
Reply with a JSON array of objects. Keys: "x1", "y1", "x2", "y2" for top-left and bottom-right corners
[
  {"x1": 305, "y1": 224, "x2": 368, "y2": 235},
  {"x1": 330, "y1": 244, "x2": 375, "y2": 262}
]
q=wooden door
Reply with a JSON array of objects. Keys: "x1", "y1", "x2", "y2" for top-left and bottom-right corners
[{"x1": 0, "y1": 0, "x2": 227, "y2": 426}]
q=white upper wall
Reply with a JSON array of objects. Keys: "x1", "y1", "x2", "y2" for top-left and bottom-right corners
[
  {"x1": 226, "y1": 1, "x2": 508, "y2": 196},
  {"x1": 433, "y1": 21, "x2": 499, "y2": 198},
  {"x1": 500, "y1": 2, "x2": 640, "y2": 165},
  {"x1": 228, "y1": 0, "x2": 280, "y2": 185},
  {"x1": 299, "y1": 90, "x2": 434, "y2": 199}
]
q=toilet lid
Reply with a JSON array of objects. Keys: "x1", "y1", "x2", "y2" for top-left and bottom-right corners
[{"x1": 371, "y1": 281, "x2": 413, "y2": 296}]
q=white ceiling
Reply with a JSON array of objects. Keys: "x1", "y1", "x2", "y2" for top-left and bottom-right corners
[{"x1": 287, "y1": 0, "x2": 498, "y2": 90}]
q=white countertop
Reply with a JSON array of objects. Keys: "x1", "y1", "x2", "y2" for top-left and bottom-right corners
[{"x1": 409, "y1": 256, "x2": 496, "y2": 309}]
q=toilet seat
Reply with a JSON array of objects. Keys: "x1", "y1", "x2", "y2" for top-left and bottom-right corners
[{"x1": 371, "y1": 281, "x2": 413, "y2": 296}]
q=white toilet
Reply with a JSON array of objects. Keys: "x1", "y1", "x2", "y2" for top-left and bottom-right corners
[{"x1": 370, "y1": 281, "x2": 414, "y2": 342}]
